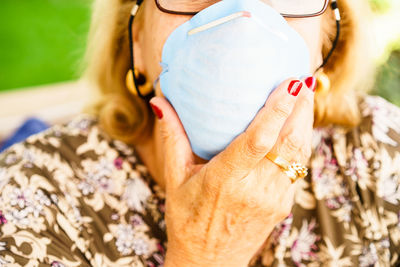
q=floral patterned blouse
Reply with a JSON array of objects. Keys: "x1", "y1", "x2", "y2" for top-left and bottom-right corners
[{"x1": 1, "y1": 95, "x2": 400, "y2": 267}]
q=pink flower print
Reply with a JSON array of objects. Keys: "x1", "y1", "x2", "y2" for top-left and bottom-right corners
[
  {"x1": 132, "y1": 238, "x2": 149, "y2": 256},
  {"x1": 156, "y1": 242, "x2": 166, "y2": 262},
  {"x1": 115, "y1": 224, "x2": 135, "y2": 255},
  {"x1": 291, "y1": 219, "x2": 320, "y2": 266},
  {"x1": 98, "y1": 177, "x2": 113, "y2": 192},
  {"x1": 9, "y1": 187, "x2": 32, "y2": 209},
  {"x1": 51, "y1": 261, "x2": 66, "y2": 267},
  {"x1": 0, "y1": 211, "x2": 7, "y2": 225},
  {"x1": 4, "y1": 154, "x2": 17, "y2": 165},
  {"x1": 111, "y1": 213, "x2": 119, "y2": 221},
  {"x1": 130, "y1": 214, "x2": 144, "y2": 226},
  {"x1": 359, "y1": 243, "x2": 378, "y2": 267},
  {"x1": 114, "y1": 157, "x2": 123, "y2": 170},
  {"x1": 153, "y1": 253, "x2": 164, "y2": 265},
  {"x1": 325, "y1": 195, "x2": 349, "y2": 210},
  {"x1": 271, "y1": 213, "x2": 293, "y2": 246},
  {"x1": 325, "y1": 198, "x2": 340, "y2": 209},
  {"x1": 158, "y1": 203, "x2": 165, "y2": 213},
  {"x1": 78, "y1": 181, "x2": 94, "y2": 196},
  {"x1": 157, "y1": 243, "x2": 165, "y2": 255}
]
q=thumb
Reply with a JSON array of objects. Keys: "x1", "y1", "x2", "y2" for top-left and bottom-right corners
[{"x1": 149, "y1": 96, "x2": 194, "y2": 191}]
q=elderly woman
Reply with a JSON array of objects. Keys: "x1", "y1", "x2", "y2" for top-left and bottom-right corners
[{"x1": 1, "y1": 0, "x2": 400, "y2": 266}]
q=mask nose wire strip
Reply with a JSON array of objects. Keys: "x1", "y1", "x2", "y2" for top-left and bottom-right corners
[{"x1": 188, "y1": 11, "x2": 251, "y2": 36}]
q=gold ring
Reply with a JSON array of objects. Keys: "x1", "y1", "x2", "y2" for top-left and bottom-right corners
[{"x1": 266, "y1": 152, "x2": 308, "y2": 183}]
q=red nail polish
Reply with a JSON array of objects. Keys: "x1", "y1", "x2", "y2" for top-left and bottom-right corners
[
  {"x1": 288, "y1": 80, "x2": 302, "y2": 96},
  {"x1": 305, "y1": 76, "x2": 316, "y2": 92},
  {"x1": 150, "y1": 103, "x2": 163, "y2": 119},
  {"x1": 242, "y1": 11, "x2": 251, "y2": 18}
]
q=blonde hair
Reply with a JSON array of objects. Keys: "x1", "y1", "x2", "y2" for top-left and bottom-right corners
[
  {"x1": 84, "y1": 0, "x2": 374, "y2": 145},
  {"x1": 84, "y1": 0, "x2": 153, "y2": 144},
  {"x1": 315, "y1": 0, "x2": 374, "y2": 127}
]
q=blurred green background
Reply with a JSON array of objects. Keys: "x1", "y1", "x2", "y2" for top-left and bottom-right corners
[
  {"x1": 0, "y1": 0, "x2": 399, "y2": 105},
  {"x1": 0, "y1": 0, "x2": 91, "y2": 90}
]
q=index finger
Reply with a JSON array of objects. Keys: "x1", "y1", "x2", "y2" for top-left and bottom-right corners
[{"x1": 207, "y1": 78, "x2": 303, "y2": 180}]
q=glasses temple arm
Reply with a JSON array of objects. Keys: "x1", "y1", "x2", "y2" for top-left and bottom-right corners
[{"x1": 317, "y1": 0, "x2": 341, "y2": 71}]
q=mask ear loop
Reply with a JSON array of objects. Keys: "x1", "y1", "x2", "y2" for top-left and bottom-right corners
[
  {"x1": 128, "y1": 0, "x2": 155, "y2": 101},
  {"x1": 317, "y1": 0, "x2": 341, "y2": 71}
]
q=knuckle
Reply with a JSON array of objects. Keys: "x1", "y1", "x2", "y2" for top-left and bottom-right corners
[
  {"x1": 159, "y1": 125, "x2": 169, "y2": 140},
  {"x1": 282, "y1": 132, "x2": 304, "y2": 153},
  {"x1": 204, "y1": 166, "x2": 236, "y2": 194},
  {"x1": 159, "y1": 124, "x2": 176, "y2": 144},
  {"x1": 203, "y1": 173, "x2": 222, "y2": 197},
  {"x1": 300, "y1": 146, "x2": 312, "y2": 160},
  {"x1": 203, "y1": 178, "x2": 219, "y2": 196},
  {"x1": 221, "y1": 157, "x2": 237, "y2": 175},
  {"x1": 203, "y1": 165, "x2": 224, "y2": 189},
  {"x1": 243, "y1": 194, "x2": 262, "y2": 210},
  {"x1": 244, "y1": 132, "x2": 269, "y2": 157},
  {"x1": 300, "y1": 93, "x2": 315, "y2": 107},
  {"x1": 270, "y1": 102, "x2": 293, "y2": 122}
]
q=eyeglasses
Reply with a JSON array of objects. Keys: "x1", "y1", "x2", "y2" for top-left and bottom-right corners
[{"x1": 155, "y1": 0, "x2": 330, "y2": 18}]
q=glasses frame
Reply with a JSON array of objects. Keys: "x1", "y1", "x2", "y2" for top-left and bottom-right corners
[{"x1": 155, "y1": 0, "x2": 330, "y2": 18}]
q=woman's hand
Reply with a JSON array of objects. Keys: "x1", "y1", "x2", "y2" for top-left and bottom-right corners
[{"x1": 150, "y1": 77, "x2": 316, "y2": 267}]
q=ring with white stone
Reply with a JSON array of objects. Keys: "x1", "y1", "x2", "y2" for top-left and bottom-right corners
[{"x1": 266, "y1": 152, "x2": 308, "y2": 183}]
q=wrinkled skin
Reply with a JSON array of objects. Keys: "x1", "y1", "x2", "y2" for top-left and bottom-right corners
[{"x1": 132, "y1": 0, "x2": 324, "y2": 266}]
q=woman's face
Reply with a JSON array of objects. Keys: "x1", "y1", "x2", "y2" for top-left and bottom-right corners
[{"x1": 134, "y1": 0, "x2": 325, "y2": 91}]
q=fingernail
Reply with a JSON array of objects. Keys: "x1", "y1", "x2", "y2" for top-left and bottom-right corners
[
  {"x1": 305, "y1": 76, "x2": 316, "y2": 92},
  {"x1": 288, "y1": 80, "x2": 302, "y2": 96},
  {"x1": 150, "y1": 103, "x2": 163, "y2": 119},
  {"x1": 242, "y1": 11, "x2": 252, "y2": 18}
]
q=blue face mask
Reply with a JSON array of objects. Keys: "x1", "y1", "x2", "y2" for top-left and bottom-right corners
[{"x1": 159, "y1": 0, "x2": 311, "y2": 160}]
